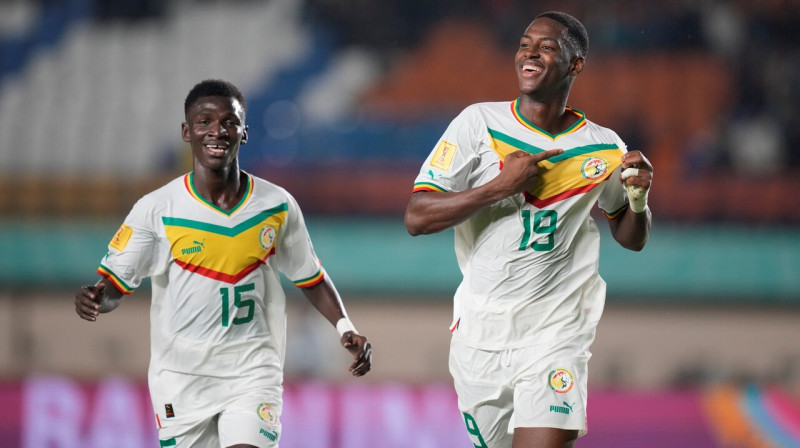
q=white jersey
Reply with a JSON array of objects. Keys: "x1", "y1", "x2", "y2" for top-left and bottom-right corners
[
  {"x1": 413, "y1": 99, "x2": 630, "y2": 350},
  {"x1": 98, "y1": 172, "x2": 324, "y2": 423}
]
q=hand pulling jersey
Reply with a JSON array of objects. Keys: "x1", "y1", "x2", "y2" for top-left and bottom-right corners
[
  {"x1": 413, "y1": 99, "x2": 630, "y2": 350},
  {"x1": 98, "y1": 172, "x2": 324, "y2": 427}
]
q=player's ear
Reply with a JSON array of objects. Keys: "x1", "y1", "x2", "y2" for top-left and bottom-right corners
[
  {"x1": 570, "y1": 56, "x2": 585, "y2": 76},
  {"x1": 181, "y1": 122, "x2": 190, "y2": 142},
  {"x1": 241, "y1": 125, "x2": 249, "y2": 144}
]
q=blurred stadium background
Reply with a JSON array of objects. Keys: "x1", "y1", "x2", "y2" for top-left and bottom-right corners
[{"x1": 1, "y1": 0, "x2": 799, "y2": 446}]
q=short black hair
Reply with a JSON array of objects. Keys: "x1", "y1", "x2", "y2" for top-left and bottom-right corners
[
  {"x1": 535, "y1": 11, "x2": 589, "y2": 60},
  {"x1": 184, "y1": 79, "x2": 247, "y2": 116}
]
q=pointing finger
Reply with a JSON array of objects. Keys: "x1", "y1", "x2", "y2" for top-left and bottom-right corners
[{"x1": 533, "y1": 148, "x2": 564, "y2": 162}]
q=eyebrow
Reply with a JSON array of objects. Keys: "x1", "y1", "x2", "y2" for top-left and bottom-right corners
[{"x1": 521, "y1": 34, "x2": 560, "y2": 44}]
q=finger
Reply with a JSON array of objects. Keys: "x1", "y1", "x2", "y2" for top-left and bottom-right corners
[
  {"x1": 76, "y1": 313, "x2": 96, "y2": 322},
  {"x1": 621, "y1": 167, "x2": 639, "y2": 180},
  {"x1": 342, "y1": 334, "x2": 357, "y2": 350},
  {"x1": 352, "y1": 364, "x2": 370, "y2": 376},
  {"x1": 75, "y1": 290, "x2": 100, "y2": 316},
  {"x1": 635, "y1": 151, "x2": 653, "y2": 170},
  {"x1": 349, "y1": 344, "x2": 372, "y2": 373},
  {"x1": 346, "y1": 341, "x2": 363, "y2": 358},
  {"x1": 77, "y1": 289, "x2": 101, "y2": 309},
  {"x1": 352, "y1": 346, "x2": 370, "y2": 366},
  {"x1": 350, "y1": 356, "x2": 366, "y2": 371},
  {"x1": 75, "y1": 302, "x2": 97, "y2": 321},
  {"x1": 80, "y1": 284, "x2": 103, "y2": 302},
  {"x1": 79, "y1": 285, "x2": 94, "y2": 300},
  {"x1": 533, "y1": 148, "x2": 564, "y2": 162},
  {"x1": 505, "y1": 150, "x2": 526, "y2": 159},
  {"x1": 622, "y1": 151, "x2": 652, "y2": 171},
  {"x1": 351, "y1": 358, "x2": 371, "y2": 376},
  {"x1": 75, "y1": 300, "x2": 99, "y2": 318}
]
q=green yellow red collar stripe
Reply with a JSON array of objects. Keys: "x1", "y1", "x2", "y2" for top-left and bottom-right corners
[
  {"x1": 97, "y1": 264, "x2": 135, "y2": 294},
  {"x1": 184, "y1": 171, "x2": 254, "y2": 216},
  {"x1": 511, "y1": 98, "x2": 586, "y2": 140}
]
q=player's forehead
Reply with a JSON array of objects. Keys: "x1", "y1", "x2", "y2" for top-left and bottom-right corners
[
  {"x1": 187, "y1": 95, "x2": 245, "y2": 117},
  {"x1": 522, "y1": 17, "x2": 567, "y2": 43}
]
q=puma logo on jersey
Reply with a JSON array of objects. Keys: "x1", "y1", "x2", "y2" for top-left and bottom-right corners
[{"x1": 181, "y1": 239, "x2": 205, "y2": 255}]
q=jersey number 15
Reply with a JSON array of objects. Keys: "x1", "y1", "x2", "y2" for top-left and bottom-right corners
[{"x1": 220, "y1": 283, "x2": 255, "y2": 326}]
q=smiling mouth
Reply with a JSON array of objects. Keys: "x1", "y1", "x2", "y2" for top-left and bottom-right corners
[
  {"x1": 521, "y1": 62, "x2": 542, "y2": 75},
  {"x1": 204, "y1": 144, "x2": 229, "y2": 156}
]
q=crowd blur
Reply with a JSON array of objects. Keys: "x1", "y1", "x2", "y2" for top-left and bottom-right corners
[
  {"x1": 2, "y1": 0, "x2": 799, "y2": 223},
  {"x1": 310, "y1": 0, "x2": 800, "y2": 174}
]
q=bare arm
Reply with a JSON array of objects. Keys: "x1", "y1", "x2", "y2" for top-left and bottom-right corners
[
  {"x1": 301, "y1": 276, "x2": 372, "y2": 377},
  {"x1": 404, "y1": 187, "x2": 507, "y2": 236},
  {"x1": 74, "y1": 277, "x2": 125, "y2": 322},
  {"x1": 405, "y1": 149, "x2": 564, "y2": 235},
  {"x1": 301, "y1": 276, "x2": 348, "y2": 326},
  {"x1": 608, "y1": 150, "x2": 653, "y2": 251},
  {"x1": 608, "y1": 204, "x2": 651, "y2": 251}
]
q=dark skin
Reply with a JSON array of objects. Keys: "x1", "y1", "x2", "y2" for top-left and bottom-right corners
[
  {"x1": 405, "y1": 17, "x2": 652, "y2": 448},
  {"x1": 75, "y1": 94, "x2": 371, "y2": 448}
]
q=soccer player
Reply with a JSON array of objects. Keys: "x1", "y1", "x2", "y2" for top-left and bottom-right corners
[
  {"x1": 74, "y1": 79, "x2": 372, "y2": 448},
  {"x1": 405, "y1": 11, "x2": 652, "y2": 448}
]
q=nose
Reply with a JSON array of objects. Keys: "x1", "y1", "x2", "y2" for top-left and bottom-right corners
[
  {"x1": 208, "y1": 120, "x2": 228, "y2": 137},
  {"x1": 519, "y1": 47, "x2": 538, "y2": 61}
]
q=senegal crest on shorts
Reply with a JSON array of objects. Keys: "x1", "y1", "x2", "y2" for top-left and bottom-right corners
[
  {"x1": 548, "y1": 368, "x2": 575, "y2": 394},
  {"x1": 257, "y1": 402, "x2": 279, "y2": 426}
]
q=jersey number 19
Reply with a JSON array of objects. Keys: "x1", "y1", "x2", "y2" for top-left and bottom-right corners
[{"x1": 519, "y1": 209, "x2": 558, "y2": 251}]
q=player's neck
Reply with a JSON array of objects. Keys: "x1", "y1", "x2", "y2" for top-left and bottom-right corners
[
  {"x1": 517, "y1": 96, "x2": 575, "y2": 135},
  {"x1": 191, "y1": 166, "x2": 246, "y2": 211}
]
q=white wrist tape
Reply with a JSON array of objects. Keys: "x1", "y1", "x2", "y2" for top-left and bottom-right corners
[
  {"x1": 621, "y1": 167, "x2": 649, "y2": 213},
  {"x1": 336, "y1": 318, "x2": 358, "y2": 337},
  {"x1": 621, "y1": 167, "x2": 639, "y2": 179}
]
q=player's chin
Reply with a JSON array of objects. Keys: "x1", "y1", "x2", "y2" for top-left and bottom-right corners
[
  {"x1": 517, "y1": 80, "x2": 538, "y2": 95},
  {"x1": 200, "y1": 155, "x2": 236, "y2": 170}
]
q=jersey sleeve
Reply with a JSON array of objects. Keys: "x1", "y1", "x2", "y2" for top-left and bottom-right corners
[
  {"x1": 412, "y1": 106, "x2": 484, "y2": 193},
  {"x1": 273, "y1": 193, "x2": 325, "y2": 288},
  {"x1": 97, "y1": 196, "x2": 168, "y2": 294},
  {"x1": 597, "y1": 132, "x2": 630, "y2": 218}
]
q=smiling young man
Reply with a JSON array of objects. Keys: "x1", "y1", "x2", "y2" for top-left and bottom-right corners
[
  {"x1": 75, "y1": 79, "x2": 372, "y2": 448},
  {"x1": 405, "y1": 12, "x2": 652, "y2": 448}
]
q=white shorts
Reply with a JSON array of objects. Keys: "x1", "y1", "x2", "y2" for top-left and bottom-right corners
[
  {"x1": 156, "y1": 393, "x2": 282, "y2": 448},
  {"x1": 449, "y1": 334, "x2": 592, "y2": 447}
]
